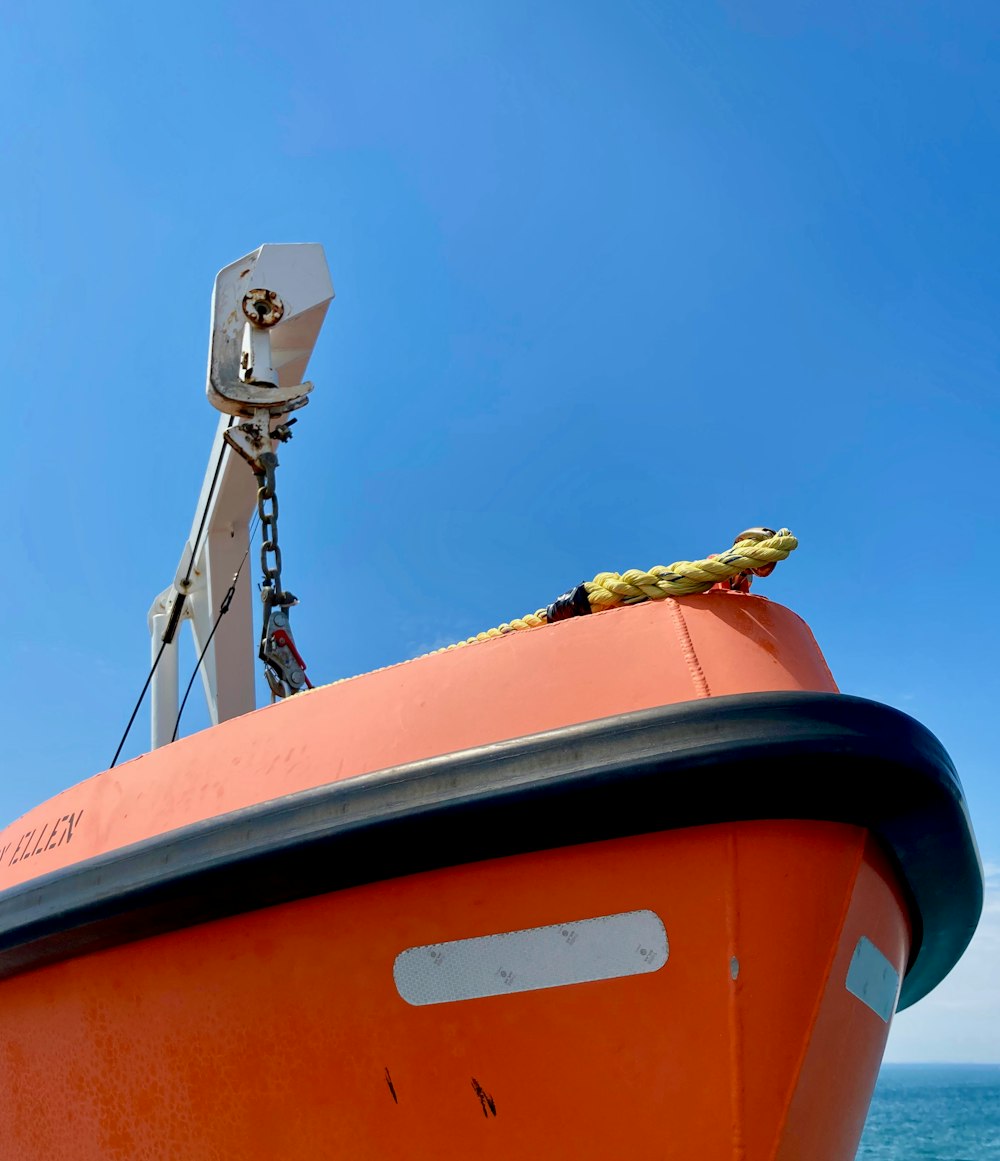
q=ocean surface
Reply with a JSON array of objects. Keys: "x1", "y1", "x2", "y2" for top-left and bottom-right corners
[{"x1": 856, "y1": 1064, "x2": 1000, "y2": 1159}]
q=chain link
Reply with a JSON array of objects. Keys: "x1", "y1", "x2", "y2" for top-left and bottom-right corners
[
  {"x1": 256, "y1": 452, "x2": 283, "y2": 606},
  {"x1": 253, "y1": 446, "x2": 310, "y2": 697}
]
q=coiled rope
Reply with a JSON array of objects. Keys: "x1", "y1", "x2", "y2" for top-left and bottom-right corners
[{"x1": 433, "y1": 526, "x2": 798, "y2": 653}]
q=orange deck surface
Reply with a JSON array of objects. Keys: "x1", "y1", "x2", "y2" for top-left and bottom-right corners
[{"x1": 0, "y1": 592, "x2": 835, "y2": 889}]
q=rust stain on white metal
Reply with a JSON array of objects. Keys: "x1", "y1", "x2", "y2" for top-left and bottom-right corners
[{"x1": 241, "y1": 288, "x2": 284, "y2": 328}]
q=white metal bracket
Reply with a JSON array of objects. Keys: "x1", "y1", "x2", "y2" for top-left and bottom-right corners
[
  {"x1": 207, "y1": 243, "x2": 334, "y2": 417},
  {"x1": 148, "y1": 244, "x2": 334, "y2": 750}
]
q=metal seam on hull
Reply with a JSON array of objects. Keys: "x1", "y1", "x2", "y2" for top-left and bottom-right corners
[{"x1": 666, "y1": 599, "x2": 712, "y2": 698}]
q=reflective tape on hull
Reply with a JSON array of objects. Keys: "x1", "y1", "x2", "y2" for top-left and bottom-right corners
[
  {"x1": 393, "y1": 909, "x2": 668, "y2": 1005},
  {"x1": 846, "y1": 936, "x2": 900, "y2": 1022}
]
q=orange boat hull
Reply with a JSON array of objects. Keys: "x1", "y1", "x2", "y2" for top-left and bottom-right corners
[
  {"x1": 0, "y1": 821, "x2": 906, "y2": 1160},
  {"x1": 0, "y1": 596, "x2": 980, "y2": 1157}
]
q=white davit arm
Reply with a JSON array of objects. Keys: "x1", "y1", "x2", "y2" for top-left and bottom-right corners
[{"x1": 148, "y1": 244, "x2": 334, "y2": 751}]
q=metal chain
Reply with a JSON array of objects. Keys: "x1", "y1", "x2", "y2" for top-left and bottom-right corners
[
  {"x1": 254, "y1": 448, "x2": 310, "y2": 698},
  {"x1": 256, "y1": 452, "x2": 283, "y2": 608}
]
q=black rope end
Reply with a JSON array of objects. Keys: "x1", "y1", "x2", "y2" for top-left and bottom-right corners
[{"x1": 546, "y1": 583, "x2": 592, "y2": 623}]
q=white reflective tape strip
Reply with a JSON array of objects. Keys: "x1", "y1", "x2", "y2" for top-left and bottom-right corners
[
  {"x1": 845, "y1": 935, "x2": 900, "y2": 1022},
  {"x1": 393, "y1": 909, "x2": 668, "y2": 1006}
]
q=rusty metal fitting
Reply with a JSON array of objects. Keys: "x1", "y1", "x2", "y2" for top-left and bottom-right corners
[
  {"x1": 732, "y1": 526, "x2": 776, "y2": 545},
  {"x1": 242, "y1": 288, "x2": 285, "y2": 328},
  {"x1": 726, "y1": 527, "x2": 779, "y2": 589}
]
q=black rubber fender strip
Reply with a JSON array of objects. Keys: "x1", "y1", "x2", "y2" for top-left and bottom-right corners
[{"x1": 0, "y1": 691, "x2": 982, "y2": 1009}]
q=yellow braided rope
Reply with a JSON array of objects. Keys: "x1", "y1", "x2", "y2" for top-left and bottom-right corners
[
  {"x1": 317, "y1": 527, "x2": 798, "y2": 689},
  {"x1": 434, "y1": 527, "x2": 798, "y2": 652}
]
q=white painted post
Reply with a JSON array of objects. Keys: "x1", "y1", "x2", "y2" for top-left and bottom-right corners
[
  {"x1": 150, "y1": 611, "x2": 179, "y2": 750},
  {"x1": 190, "y1": 460, "x2": 257, "y2": 726}
]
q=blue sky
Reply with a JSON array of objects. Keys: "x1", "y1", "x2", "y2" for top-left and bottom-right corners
[{"x1": 4, "y1": 2, "x2": 998, "y2": 1061}]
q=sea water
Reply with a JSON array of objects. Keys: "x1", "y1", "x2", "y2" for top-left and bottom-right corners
[{"x1": 856, "y1": 1064, "x2": 1000, "y2": 1159}]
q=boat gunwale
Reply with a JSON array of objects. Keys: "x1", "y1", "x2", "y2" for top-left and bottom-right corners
[{"x1": 0, "y1": 690, "x2": 981, "y2": 1008}]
